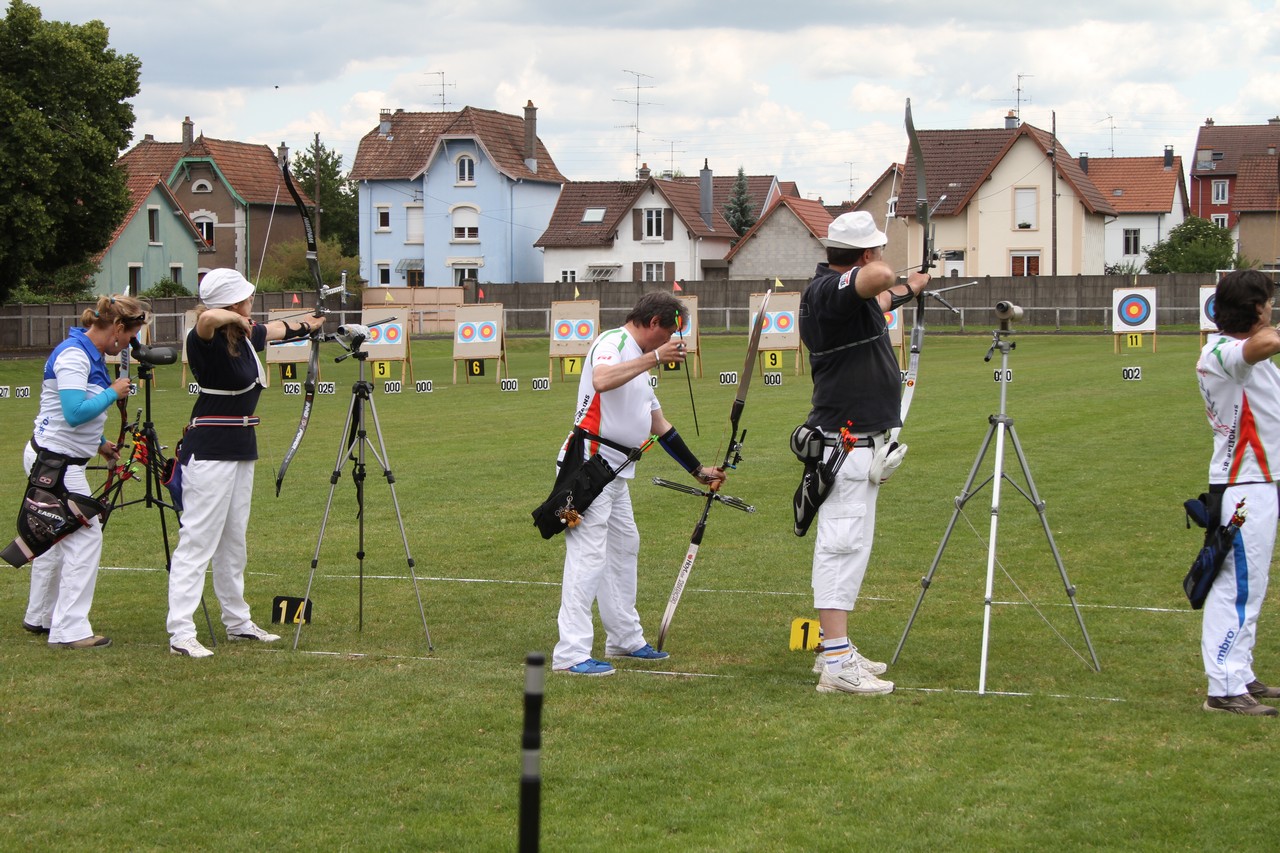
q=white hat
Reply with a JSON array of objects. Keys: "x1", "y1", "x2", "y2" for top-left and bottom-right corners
[
  {"x1": 821, "y1": 211, "x2": 888, "y2": 250},
  {"x1": 199, "y1": 268, "x2": 256, "y2": 309}
]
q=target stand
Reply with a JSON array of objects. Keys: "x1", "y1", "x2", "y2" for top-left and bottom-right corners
[{"x1": 1112, "y1": 287, "x2": 1158, "y2": 354}]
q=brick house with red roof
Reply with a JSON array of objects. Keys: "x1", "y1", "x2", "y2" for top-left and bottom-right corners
[
  {"x1": 533, "y1": 162, "x2": 733, "y2": 284},
  {"x1": 1078, "y1": 149, "x2": 1188, "y2": 272},
  {"x1": 899, "y1": 116, "x2": 1116, "y2": 276},
  {"x1": 1191, "y1": 118, "x2": 1280, "y2": 269},
  {"x1": 117, "y1": 117, "x2": 314, "y2": 280},
  {"x1": 90, "y1": 173, "x2": 209, "y2": 296},
  {"x1": 350, "y1": 102, "x2": 565, "y2": 287}
]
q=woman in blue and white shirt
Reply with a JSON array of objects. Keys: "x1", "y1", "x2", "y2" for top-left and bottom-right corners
[{"x1": 23, "y1": 295, "x2": 149, "y2": 648}]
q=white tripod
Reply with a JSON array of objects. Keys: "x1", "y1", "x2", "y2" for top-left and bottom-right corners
[{"x1": 893, "y1": 308, "x2": 1099, "y2": 693}]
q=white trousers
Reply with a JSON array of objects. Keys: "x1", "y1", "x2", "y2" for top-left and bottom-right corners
[
  {"x1": 167, "y1": 458, "x2": 257, "y2": 641},
  {"x1": 1202, "y1": 482, "x2": 1276, "y2": 697},
  {"x1": 812, "y1": 445, "x2": 879, "y2": 611},
  {"x1": 21, "y1": 444, "x2": 103, "y2": 644},
  {"x1": 553, "y1": 477, "x2": 646, "y2": 669}
]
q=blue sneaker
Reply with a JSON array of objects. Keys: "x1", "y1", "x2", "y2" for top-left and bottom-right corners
[
  {"x1": 563, "y1": 658, "x2": 615, "y2": 676},
  {"x1": 613, "y1": 643, "x2": 669, "y2": 661}
]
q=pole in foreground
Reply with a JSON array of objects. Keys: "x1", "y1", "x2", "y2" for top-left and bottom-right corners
[{"x1": 519, "y1": 652, "x2": 545, "y2": 853}]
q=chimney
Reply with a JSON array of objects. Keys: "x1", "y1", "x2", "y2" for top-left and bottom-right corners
[
  {"x1": 700, "y1": 159, "x2": 713, "y2": 228},
  {"x1": 1078, "y1": 152, "x2": 1088, "y2": 173},
  {"x1": 1269, "y1": 116, "x2": 1280, "y2": 126},
  {"x1": 276, "y1": 142, "x2": 289, "y2": 169},
  {"x1": 1164, "y1": 145, "x2": 1174, "y2": 169},
  {"x1": 524, "y1": 100, "x2": 538, "y2": 173},
  {"x1": 181, "y1": 116, "x2": 194, "y2": 152},
  {"x1": 638, "y1": 162, "x2": 651, "y2": 180},
  {"x1": 143, "y1": 133, "x2": 154, "y2": 142},
  {"x1": 379, "y1": 109, "x2": 392, "y2": 136},
  {"x1": 1005, "y1": 110, "x2": 1019, "y2": 130},
  {"x1": 1205, "y1": 117, "x2": 1214, "y2": 127}
]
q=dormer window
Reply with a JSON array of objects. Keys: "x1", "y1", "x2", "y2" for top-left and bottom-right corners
[
  {"x1": 192, "y1": 179, "x2": 212, "y2": 193},
  {"x1": 457, "y1": 155, "x2": 475, "y2": 185}
]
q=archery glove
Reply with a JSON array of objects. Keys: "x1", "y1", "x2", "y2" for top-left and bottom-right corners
[{"x1": 869, "y1": 439, "x2": 908, "y2": 486}]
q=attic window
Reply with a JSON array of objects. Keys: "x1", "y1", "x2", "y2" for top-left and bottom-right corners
[
  {"x1": 192, "y1": 180, "x2": 212, "y2": 193},
  {"x1": 1112, "y1": 189, "x2": 1124, "y2": 196},
  {"x1": 582, "y1": 208, "x2": 605, "y2": 223},
  {"x1": 587, "y1": 264, "x2": 620, "y2": 281}
]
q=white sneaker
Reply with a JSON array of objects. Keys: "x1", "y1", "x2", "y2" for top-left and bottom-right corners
[
  {"x1": 812, "y1": 647, "x2": 888, "y2": 676},
  {"x1": 170, "y1": 636, "x2": 214, "y2": 658},
  {"x1": 227, "y1": 623, "x2": 281, "y2": 643},
  {"x1": 816, "y1": 660, "x2": 894, "y2": 695}
]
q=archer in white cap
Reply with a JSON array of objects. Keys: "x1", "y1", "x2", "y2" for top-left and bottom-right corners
[
  {"x1": 795, "y1": 210, "x2": 930, "y2": 697},
  {"x1": 165, "y1": 269, "x2": 326, "y2": 659}
]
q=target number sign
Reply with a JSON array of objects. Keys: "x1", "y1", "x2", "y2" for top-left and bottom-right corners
[
  {"x1": 1126, "y1": 333, "x2": 1143, "y2": 349},
  {"x1": 467, "y1": 358, "x2": 485, "y2": 377},
  {"x1": 762, "y1": 350, "x2": 783, "y2": 369},
  {"x1": 373, "y1": 361, "x2": 392, "y2": 378},
  {"x1": 562, "y1": 357, "x2": 581, "y2": 375},
  {"x1": 281, "y1": 363, "x2": 298, "y2": 381},
  {"x1": 272, "y1": 595, "x2": 313, "y2": 625},
  {"x1": 789, "y1": 617, "x2": 821, "y2": 651}
]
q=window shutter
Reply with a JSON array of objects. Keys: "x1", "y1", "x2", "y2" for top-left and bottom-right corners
[
  {"x1": 664, "y1": 262, "x2": 675, "y2": 282},
  {"x1": 664, "y1": 208, "x2": 673, "y2": 241},
  {"x1": 632, "y1": 262, "x2": 642, "y2": 282},
  {"x1": 633, "y1": 210, "x2": 642, "y2": 241}
]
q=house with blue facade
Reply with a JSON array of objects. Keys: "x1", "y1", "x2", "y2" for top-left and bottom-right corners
[
  {"x1": 350, "y1": 102, "x2": 566, "y2": 288},
  {"x1": 91, "y1": 172, "x2": 208, "y2": 296}
]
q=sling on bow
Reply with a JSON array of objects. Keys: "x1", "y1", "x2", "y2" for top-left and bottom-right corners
[
  {"x1": 654, "y1": 290, "x2": 771, "y2": 650},
  {"x1": 275, "y1": 150, "x2": 342, "y2": 495}
]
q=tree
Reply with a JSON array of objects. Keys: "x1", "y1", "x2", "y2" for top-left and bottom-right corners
[
  {"x1": 1143, "y1": 216, "x2": 1236, "y2": 274},
  {"x1": 723, "y1": 166, "x2": 756, "y2": 237},
  {"x1": 293, "y1": 138, "x2": 359, "y2": 258},
  {"x1": 0, "y1": 1, "x2": 140, "y2": 302}
]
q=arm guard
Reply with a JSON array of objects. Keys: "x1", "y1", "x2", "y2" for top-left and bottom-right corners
[
  {"x1": 279, "y1": 321, "x2": 313, "y2": 342},
  {"x1": 658, "y1": 427, "x2": 701, "y2": 475}
]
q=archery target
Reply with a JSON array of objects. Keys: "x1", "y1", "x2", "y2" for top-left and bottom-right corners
[
  {"x1": 1200, "y1": 286, "x2": 1217, "y2": 332},
  {"x1": 549, "y1": 300, "x2": 599, "y2": 357},
  {"x1": 752, "y1": 291, "x2": 800, "y2": 349},
  {"x1": 265, "y1": 308, "x2": 313, "y2": 364},
  {"x1": 883, "y1": 310, "x2": 899, "y2": 331},
  {"x1": 359, "y1": 307, "x2": 407, "y2": 358},
  {"x1": 884, "y1": 308, "x2": 903, "y2": 346},
  {"x1": 1112, "y1": 288, "x2": 1156, "y2": 333},
  {"x1": 452, "y1": 303, "x2": 505, "y2": 360}
]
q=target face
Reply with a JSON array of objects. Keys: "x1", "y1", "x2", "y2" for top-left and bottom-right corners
[
  {"x1": 1118, "y1": 294, "x2": 1151, "y2": 326},
  {"x1": 477, "y1": 321, "x2": 497, "y2": 342},
  {"x1": 554, "y1": 320, "x2": 574, "y2": 340},
  {"x1": 576, "y1": 320, "x2": 596, "y2": 340},
  {"x1": 759, "y1": 311, "x2": 794, "y2": 334},
  {"x1": 1112, "y1": 288, "x2": 1157, "y2": 333},
  {"x1": 457, "y1": 322, "x2": 477, "y2": 343},
  {"x1": 883, "y1": 310, "x2": 899, "y2": 331},
  {"x1": 364, "y1": 322, "x2": 402, "y2": 345}
]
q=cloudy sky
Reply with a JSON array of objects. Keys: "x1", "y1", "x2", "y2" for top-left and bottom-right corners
[{"x1": 31, "y1": 0, "x2": 1280, "y2": 204}]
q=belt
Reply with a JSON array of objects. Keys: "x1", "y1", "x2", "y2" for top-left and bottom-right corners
[
  {"x1": 190, "y1": 416, "x2": 260, "y2": 428},
  {"x1": 821, "y1": 435, "x2": 876, "y2": 448},
  {"x1": 30, "y1": 438, "x2": 90, "y2": 466}
]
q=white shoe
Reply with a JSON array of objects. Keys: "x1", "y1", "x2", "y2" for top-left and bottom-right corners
[
  {"x1": 812, "y1": 647, "x2": 888, "y2": 676},
  {"x1": 227, "y1": 622, "x2": 281, "y2": 643},
  {"x1": 170, "y1": 636, "x2": 214, "y2": 658},
  {"x1": 816, "y1": 660, "x2": 894, "y2": 695}
]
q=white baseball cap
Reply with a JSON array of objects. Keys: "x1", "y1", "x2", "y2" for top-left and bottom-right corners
[
  {"x1": 199, "y1": 268, "x2": 256, "y2": 309},
  {"x1": 820, "y1": 211, "x2": 888, "y2": 250}
]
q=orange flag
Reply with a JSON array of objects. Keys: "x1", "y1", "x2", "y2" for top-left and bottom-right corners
[
  {"x1": 478, "y1": 287, "x2": 485, "y2": 300},
  {"x1": 673, "y1": 281, "x2": 683, "y2": 292},
  {"x1": 291, "y1": 293, "x2": 301, "y2": 305}
]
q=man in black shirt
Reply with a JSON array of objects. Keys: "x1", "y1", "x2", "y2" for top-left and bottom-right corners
[{"x1": 799, "y1": 211, "x2": 929, "y2": 695}]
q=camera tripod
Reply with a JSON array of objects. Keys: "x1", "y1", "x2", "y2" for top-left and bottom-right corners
[
  {"x1": 892, "y1": 321, "x2": 1099, "y2": 693},
  {"x1": 100, "y1": 356, "x2": 216, "y2": 641},
  {"x1": 293, "y1": 343, "x2": 432, "y2": 651}
]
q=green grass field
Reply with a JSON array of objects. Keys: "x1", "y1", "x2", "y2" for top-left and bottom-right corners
[{"x1": 1, "y1": 328, "x2": 1277, "y2": 851}]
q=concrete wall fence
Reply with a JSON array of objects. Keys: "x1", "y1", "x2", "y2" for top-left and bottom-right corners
[{"x1": 0, "y1": 273, "x2": 1241, "y2": 350}]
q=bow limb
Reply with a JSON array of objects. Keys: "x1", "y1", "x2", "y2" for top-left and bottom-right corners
[
  {"x1": 655, "y1": 289, "x2": 771, "y2": 650},
  {"x1": 675, "y1": 303, "x2": 699, "y2": 436},
  {"x1": 274, "y1": 151, "x2": 327, "y2": 495},
  {"x1": 102, "y1": 339, "x2": 132, "y2": 496},
  {"x1": 896, "y1": 100, "x2": 939, "y2": 441}
]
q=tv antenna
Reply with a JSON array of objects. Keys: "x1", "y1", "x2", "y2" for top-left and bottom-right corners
[
  {"x1": 614, "y1": 70, "x2": 660, "y2": 178},
  {"x1": 844, "y1": 161, "x2": 859, "y2": 202},
  {"x1": 424, "y1": 71, "x2": 455, "y2": 111},
  {"x1": 992, "y1": 73, "x2": 1033, "y2": 122},
  {"x1": 1095, "y1": 113, "x2": 1116, "y2": 156},
  {"x1": 656, "y1": 138, "x2": 685, "y2": 175}
]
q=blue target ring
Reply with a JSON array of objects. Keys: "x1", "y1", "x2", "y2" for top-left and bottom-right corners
[
  {"x1": 1204, "y1": 294, "x2": 1216, "y2": 322},
  {"x1": 1118, "y1": 293, "x2": 1152, "y2": 327}
]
